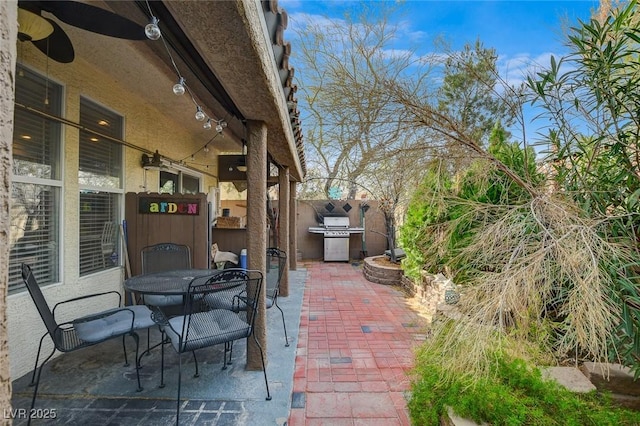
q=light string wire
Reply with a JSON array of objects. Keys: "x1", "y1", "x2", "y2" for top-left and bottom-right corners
[
  {"x1": 180, "y1": 133, "x2": 220, "y2": 163},
  {"x1": 144, "y1": 0, "x2": 228, "y2": 165}
]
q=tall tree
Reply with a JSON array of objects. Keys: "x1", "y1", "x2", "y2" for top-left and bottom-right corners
[
  {"x1": 436, "y1": 40, "x2": 517, "y2": 173},
  {"x1": 292, "y1": 1, "x2": 432, "y2": 199}
]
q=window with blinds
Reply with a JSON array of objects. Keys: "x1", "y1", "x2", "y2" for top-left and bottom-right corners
[
  {"x1": 159, "y1": 170, "x2": 200, "y2": 194},
  {"x1": 9, "y1": 65, "x2": 62, "y2": 294},
  {"x1": 78, "y1": 97, "x2": 123, "y2": 276}
]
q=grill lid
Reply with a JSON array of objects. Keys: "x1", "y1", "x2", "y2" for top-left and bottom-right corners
[{"x1": 323, "y1": 216, "x2": 350, "y2": 228}]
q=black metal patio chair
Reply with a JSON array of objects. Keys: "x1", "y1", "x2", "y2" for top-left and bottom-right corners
[
  {"x1": 21, "y1": 264, "x2": 155, "y2": 423},
  {"x1": 266, "y1": 247, "x2": 289, "y2": 346},
  {"x1": 155, "y1": 269, "x2": 271, "y2": 423},
  {"x1": 204, "y1": 249, "x2": 290, "y2": 346},
  {"x1": 140, "y1": 242, "x2": 191, "y2": 308}
]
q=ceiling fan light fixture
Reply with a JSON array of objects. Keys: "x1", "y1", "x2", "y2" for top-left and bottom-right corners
[
  {"x1": 17, "y1": 8, "x2": 54, "y2": 42},
  {"x1": 145, "y1": 16, "x2": 161, "y2": 40}
]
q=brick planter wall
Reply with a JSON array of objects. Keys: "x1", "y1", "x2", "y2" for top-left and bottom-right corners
[{"x1": 362, "y1": 256, "x2": 404, "y2": 285}]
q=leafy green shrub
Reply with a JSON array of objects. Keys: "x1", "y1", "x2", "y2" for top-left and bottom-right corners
[
  {"x1": 399, "y1": 124, "x2": 543, "y2": 282},
  {"x1": 409, "y1": 325, "x2": 640, "y2": 425}
]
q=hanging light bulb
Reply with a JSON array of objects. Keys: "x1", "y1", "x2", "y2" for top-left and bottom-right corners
[
  {"x1": 172, "y1": 77, "x2": 185, "y2": 95},
  {"x1": 195, "y1": 106, "x2": 205, "y2": 121},
  {"x1": 203, "y1": 119, "x2": 212, "y2": 130},
  {"x1": 145, "y1": 16, "x2": 161, "y2": 40},
  {"x1": 203, "y1": 145, "x2": 210, "y2": 153},
  {"x1": 215, "y1": 122, "x2": 223, "y2": 133}
]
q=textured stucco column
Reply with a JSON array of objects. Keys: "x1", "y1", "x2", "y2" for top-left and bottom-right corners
[
  {"x1": 289, "y1": 181, "x2": 298, "y2": 270},
  {"x1": 277, "y1": 166, "x2": 290, "y2": 297},
  {"x1": 246, "y1": 119, "x2": 267, "y2": 370},
  {"x1": 0, "y1": 0, "x2": 16, "y2": 411}
]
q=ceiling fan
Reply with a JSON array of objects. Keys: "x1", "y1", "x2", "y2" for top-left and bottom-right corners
[{"x1": 17, "y1": 1, "x2": 146, "y2": 64}]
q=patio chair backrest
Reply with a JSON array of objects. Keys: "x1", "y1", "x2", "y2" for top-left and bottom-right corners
[
  {"x1": 101, "y1": 222, "x2": 118, "y2": 253},
  {"x1": 266, "y1": 247, "x2": 286, "y2": 299},
  {"x1": 21, "y1": 264, "x2": 59, "y2": 339},
  {"x1": 141, "y1": 243, "x2": 191, "y2": 273}
]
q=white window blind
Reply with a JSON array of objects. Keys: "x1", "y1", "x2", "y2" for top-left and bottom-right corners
[
  {"x1": 78, "y1": 97, "x2": 123, "y2": 276},
  {"x1": 9, "y1": 65, "x2": 63, "y2": 294}
]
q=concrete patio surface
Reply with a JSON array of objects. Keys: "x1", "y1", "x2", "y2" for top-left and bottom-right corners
[{"x1": 10, "y1": 262, "x2": 429, "y2": 425}]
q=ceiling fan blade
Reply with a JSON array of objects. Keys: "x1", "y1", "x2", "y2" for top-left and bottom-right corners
[
  {"x1": 31, "y1": 19, "x2": 74, "y2": 63},
  {"x1": 40, "y1": 1, "x2": 146, "y2": 40}
]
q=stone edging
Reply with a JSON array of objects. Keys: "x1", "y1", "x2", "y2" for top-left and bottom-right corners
[{"x1": 362, "y1": 255, "x2": 404, "y2": 285}]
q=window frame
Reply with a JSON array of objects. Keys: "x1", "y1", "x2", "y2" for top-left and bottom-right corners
[
  {"x1": 159, "y1": 165, "x2": 202, "y2": 195},
  {"x1": 9, "y1": 64, "x2": 64, "y2": 294},
  {"x1": 77, "y1": 96, "x2": 125, "y2": 276}
]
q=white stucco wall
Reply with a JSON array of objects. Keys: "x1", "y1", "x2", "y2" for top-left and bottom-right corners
[{"x1": 8, "y1": 45, "x2": 219, "y2": 380}]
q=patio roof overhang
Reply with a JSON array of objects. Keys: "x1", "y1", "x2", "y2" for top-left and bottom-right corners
[{"x1": 60, "y1": 0, "x2": 305, "y2": 181}]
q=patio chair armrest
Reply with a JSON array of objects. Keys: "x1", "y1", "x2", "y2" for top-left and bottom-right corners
[
  {"x1": 52, "y1": 290, "x2": 123, "y2": 317},
  {"x1": 232, "y1": 292, "x2": 250, "y2": 311},
  {"x1": 150, "y1": 306, "x2": 170, "y2": 326}
]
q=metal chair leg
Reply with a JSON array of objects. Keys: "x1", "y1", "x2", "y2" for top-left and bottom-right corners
[
  {"x1": 228, "y1": 341, "x2": 235, "y2": 364},
  {"x1": 121, "y1": 334, "x2": 129, "y2": 366},
  {"x1": 176, "y1": 352, "x2": 183, "y2": 425},
  {"x1": 160, "y1": 333, "x2": 166, "y2": 388},
  {"x1": 222, "y1": 342, "x2": 230, "y2": 370},
  {"x1": 274, "y1": 299, "x2": 289, "y2": 347},
  {"x1": 192, "y1": 351, "x2": 199, "y2": 377},
  {"x1": 28, "y1": 346, "x2": 56, "y2": 426},
  {"x1": 29, "y1": 333, "x2": 48, "y2": 386},
  {"x1": 252, "y1": 333, "x2": 272, "y2": 401},
  {"x1": 131, "y1": 332, "x2": 142, "y2": 392}
]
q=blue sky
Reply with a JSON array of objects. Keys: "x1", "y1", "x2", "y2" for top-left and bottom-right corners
[
  {"x1": 280, "y1": 1, "x2": 597, "y2": 76},
  {"x1": 279, "y1": 0, "x2": 599, "y2": 143}
]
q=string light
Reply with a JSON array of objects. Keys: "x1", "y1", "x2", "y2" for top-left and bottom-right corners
[
  {"x1": 215, "y1": 119, "x2": 228, "y2": 133},
  {"x1": 195, "y1": 106, "x2": 205, "y2": 121},
  {"x1": 145, "y1": 16, "x2": 161, "y2": 40},
  {"x1": 145, "y1": 0, "x2": 230, "y2": 168},
  {"x1": 172, "y1": 77, "x2": 185, "y2": 95},
  {"x1": 145, "y1": 1, "x2": 226, "y2": 134},
  {"x1": 181, "y1": 134, "x2": 221, "y2": 163}
]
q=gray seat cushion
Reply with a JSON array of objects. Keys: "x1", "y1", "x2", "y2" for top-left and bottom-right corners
[
  {"x1": 164, "y1": 309, "x2": 250, "y2": 353},
  {"x1": 74, "y1": 305, "x2": 156, "y2": 343}
]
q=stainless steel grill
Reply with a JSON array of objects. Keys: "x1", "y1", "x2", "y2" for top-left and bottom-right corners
[{"x1": 308, "y1": 216, "x2": 364, "y2": 261}]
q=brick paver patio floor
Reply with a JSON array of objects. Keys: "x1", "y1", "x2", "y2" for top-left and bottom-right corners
[{"x1": 288, "y1": 262, "x2": 428, "y2": 425}]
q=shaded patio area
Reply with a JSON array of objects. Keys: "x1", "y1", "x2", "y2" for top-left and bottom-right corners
[{"x1": 10, "y1": 262, "x2": 429, "y2": 425}]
